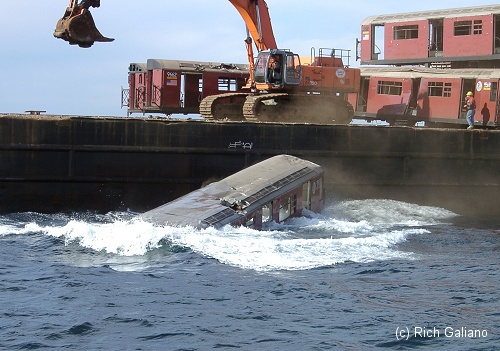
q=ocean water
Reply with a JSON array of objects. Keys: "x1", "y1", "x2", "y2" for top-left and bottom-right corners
[{"x1": 0, "y1": 199, "x2": 498, "y2": 350}]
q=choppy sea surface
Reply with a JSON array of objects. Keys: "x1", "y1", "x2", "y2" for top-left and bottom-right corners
[{"x1": 0, "y1": 199, "x2": 498, "y2": 350}]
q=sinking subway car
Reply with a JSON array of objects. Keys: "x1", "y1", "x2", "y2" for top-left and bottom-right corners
[{"x1": 140, "y1": 155, "x2": 324, "y2": 230}]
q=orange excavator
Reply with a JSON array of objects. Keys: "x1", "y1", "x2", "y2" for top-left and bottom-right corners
[{"x1": 54, "y1": 0, "x2": 360, "y2": 124}]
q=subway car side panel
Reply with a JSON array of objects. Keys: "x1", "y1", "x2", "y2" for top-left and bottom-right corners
[
  {"x1": 443, "y1": 14, "x2": 494, "y2": 58},
  {"x1": 384, "y1": 20, "x2": 429, "y2": 61}
]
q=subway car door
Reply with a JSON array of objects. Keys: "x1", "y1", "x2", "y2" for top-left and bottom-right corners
[
  {"x1": 182, "y1": 73, "x2": 203, "y2": 110},
  {"x1": 460, "y1": 79, "x2": 476, "y2": 119},
  {"x1": 406, "y1": 78, "x2": 421, "y2": 116}
]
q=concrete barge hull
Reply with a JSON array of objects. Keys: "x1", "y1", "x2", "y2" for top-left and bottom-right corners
[{"x1": 0, "y1": 114, "x2": 498, "y2": 216}]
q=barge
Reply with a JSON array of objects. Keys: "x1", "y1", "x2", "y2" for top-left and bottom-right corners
[{"x1": 0, "y1": 113, "x2": 498, "y2": 217}]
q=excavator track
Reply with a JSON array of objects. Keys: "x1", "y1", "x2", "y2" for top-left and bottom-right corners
[
  {"x1": 199, "y1": 93, "x2": 249, "y2": 121},
  {"x1": 200, "y1": 92, "x2": 354, "y2": 124},
  {"x1": 242, "y1": 93, "x2": 354, "y2": 124},
  {"x1": 243, "y1": 93, "x2": 288, "y2": 122}
]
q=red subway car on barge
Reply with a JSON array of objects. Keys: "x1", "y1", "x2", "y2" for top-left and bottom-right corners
[
  {"x1": 350, "y1": 4, "x2": 500, "y2": 127},
  {"x1": 351, "y1": 66, "x2": 500, "y2": 127},
  {"x1": 122, "y1": 59, "x2": 248, "y2": 117},
  {"x1": 358, "y1": 4, "x2": 500, "y2": 68}
]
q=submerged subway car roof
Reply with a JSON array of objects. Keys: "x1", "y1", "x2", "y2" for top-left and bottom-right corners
[{"x1": 140, "y1": 155, "x2": 323, "y2": 229}]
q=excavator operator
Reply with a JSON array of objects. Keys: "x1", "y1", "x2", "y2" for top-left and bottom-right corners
[{"x1": 268, "y1": 54, "x2": 282, "y2": 84}]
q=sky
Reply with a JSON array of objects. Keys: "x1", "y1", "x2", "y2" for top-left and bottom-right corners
[{"x1": 1, "y1": 0, "x2": 499, "y2": 117}]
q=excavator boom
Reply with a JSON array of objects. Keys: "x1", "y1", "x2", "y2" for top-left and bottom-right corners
[
  {"x1": 228, "y1": 0, "x2": 278, "y2": 87},
  {"x1": 228, "y1": 0, "x2": 277, "y2": 51}
]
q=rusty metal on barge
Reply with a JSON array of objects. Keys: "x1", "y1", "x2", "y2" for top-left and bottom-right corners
[{"x1": 0, "y1": 113, "x2": 498, "y2": 216}]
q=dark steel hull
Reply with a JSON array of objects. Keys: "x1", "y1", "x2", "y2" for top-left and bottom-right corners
[{"x1": 1, "y1": 114, "x2": 498, "y2": 216}]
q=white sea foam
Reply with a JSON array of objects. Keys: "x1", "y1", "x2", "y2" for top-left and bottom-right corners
[
  {"x1": 0, "y1": 224, "x2": 32, "y2": 236},
  {"x1": 29, "y1": 219, "x2": 167, "y2": 256},
  {"x1": 165, "y1": 223, "x2": 428, "y2": 271},
  {"x1": 0, "y1": 200, "x2": 457, "y2": 271},
  {"x1": 329, "y1": 199, "x2": 457, "y2": 226}
]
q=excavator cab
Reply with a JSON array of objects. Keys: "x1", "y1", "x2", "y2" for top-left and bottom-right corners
[
  {"x1": 254, "y1": 50, "x2": 302, "y2": 87},
  {"x1": 53, "y1": 0, "x2": 114, "y2": 48}
]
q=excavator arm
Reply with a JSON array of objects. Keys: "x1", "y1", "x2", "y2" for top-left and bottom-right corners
[
  {"x1": 52, "y1": 1, "x2": 276, "y2": 53},
  {"x1": 228, "y1": 0, "x2": 277, "y2": 51},
  {"x1": 54, "y1": 0, "x2": 278, "y2": 85},
  {"x1": 228, "y1": 0, "x2": 278, "y2": 87}
]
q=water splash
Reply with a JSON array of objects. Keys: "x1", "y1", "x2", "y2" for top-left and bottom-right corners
[{"x1": 0, "y1": 200, "x2": 457, "y2": 272}]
